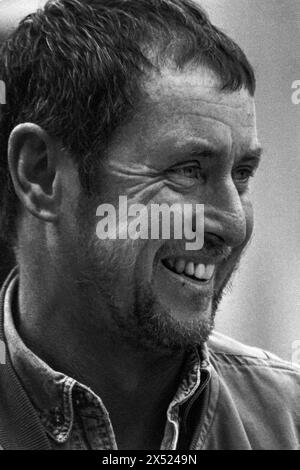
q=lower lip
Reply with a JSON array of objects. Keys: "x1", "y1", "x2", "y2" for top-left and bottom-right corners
[{"x1": 160, "y1": 261, "x2": 214, "y2": 292}]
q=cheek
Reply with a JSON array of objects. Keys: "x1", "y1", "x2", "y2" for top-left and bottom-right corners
[
  {"x1": 134, "y1": 239, "x2": 162, "y2": 283},
  {"x1": 98, "y1": 238, "x2": 155, "y2": 285},
  {"x1": 98, "y1": 239, "x2": 138, "y2": 272}
]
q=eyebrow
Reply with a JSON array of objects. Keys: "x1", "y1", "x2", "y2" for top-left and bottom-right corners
[
  {"x1": 189, "y1": 142, "x2": 264, "y2": 159},
  {"x1": 183, "y1": 141, "x2": 223, "y2": 158},
  {"x1": 238, "y1": 147, "x2": 263, "y2": 167},
  {"x1": 240, "y1": 147, "x2": 263, "y2": 160}
]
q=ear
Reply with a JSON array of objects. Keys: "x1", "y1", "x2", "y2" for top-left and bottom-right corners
[{"x1": 8, "y1": 123, "x2": 62, "y2": 222}]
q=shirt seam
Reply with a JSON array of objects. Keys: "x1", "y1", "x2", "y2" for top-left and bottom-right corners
[{"x1": 210, "y1": 353, "x2": 300, "y2": 373}]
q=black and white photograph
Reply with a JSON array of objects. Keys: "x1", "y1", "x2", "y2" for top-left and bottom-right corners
[{"x1": 0, "y1": 0, "x2": 299, "y2": 453}]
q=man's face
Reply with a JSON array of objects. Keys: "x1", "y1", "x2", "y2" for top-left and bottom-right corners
[{"x1": 71, "y1": 66, "x2": 261, "y2": 353}]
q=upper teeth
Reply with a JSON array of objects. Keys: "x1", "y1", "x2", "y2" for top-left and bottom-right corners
[{"x1": 165, "y1": 258, "x2": 215, "y2": 281}]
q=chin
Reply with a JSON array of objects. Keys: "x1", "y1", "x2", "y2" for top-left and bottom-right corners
[{"x1": 131, "y1": 293, "x2": 216, "y2": 354}]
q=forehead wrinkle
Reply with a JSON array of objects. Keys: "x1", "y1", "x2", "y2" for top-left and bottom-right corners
[
  {"x1": 146, "y1": 117, "x2": 232, "y2": 150},
  {"x1": 173, "y1": 113, "x2": 248, "y2": 130},
  {"x1": 143, "y1": 97, "x2": 253, "y2": 121},
  {"x1": 152, "y1": 95, "x2": 247, "y2": 110},
  {"x1": 140, "y1": 98, "x2": 256, "y2": 134},
  {"x1": 137, "y1": 113, "x2": 236, "y2": 163}
]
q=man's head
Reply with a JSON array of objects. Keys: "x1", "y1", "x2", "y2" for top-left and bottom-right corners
[{"x1": 0, "y1": 0, "x2": 261, "y2": 353}]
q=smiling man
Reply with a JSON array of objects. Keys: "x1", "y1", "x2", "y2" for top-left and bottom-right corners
[{"x1": 0, "y1": 0, "x2": 299, "y2": 451}]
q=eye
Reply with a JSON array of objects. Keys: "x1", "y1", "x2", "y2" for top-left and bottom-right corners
[
  {"x1": 232, "y1": 167, "x2": 255, "y2": 185},
  {"x1": 169, "y1": 165, "x2": 203, "y2": 180}
]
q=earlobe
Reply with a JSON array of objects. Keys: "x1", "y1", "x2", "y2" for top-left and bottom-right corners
[{"x1": 8, "y1": 123, "x2": 61, "y2": 223}]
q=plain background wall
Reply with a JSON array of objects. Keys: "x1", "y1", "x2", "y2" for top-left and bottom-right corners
[{"x1": 200, "y1": 0, "x2": 300, "y2": 360}]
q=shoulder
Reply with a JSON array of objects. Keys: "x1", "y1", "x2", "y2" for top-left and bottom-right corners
[
  {"x1": 207, "y1": 330, "x2": 300, "y2": 397},
  {"x1": 199, "y1": 333, "x2": 300, "y2": 449},
  {"x1": 208, "y1": 330, "x2": 300, "y2": 366},
  {"x1": 208, "y1": 330, "x2": 271, "y2": 359}
]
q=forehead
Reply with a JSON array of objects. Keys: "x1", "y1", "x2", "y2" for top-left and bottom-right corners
[{"x1": 110, "y1": 66, "x2": 259, "y2": 162}]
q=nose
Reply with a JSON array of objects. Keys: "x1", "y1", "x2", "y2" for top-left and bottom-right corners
[{"x1": 204, "y1": 180, "x2": 247, "y2": 248}]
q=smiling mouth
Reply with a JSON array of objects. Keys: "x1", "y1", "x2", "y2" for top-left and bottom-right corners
[{"x1": 161, "y1": 258, "x2": 216, "y2": 284}]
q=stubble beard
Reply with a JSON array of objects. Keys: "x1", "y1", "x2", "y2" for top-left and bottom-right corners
[
  {"x1": 76, "y1": 243, "x2": 239, "y2": 357},
  {"x1": 111, "y1": 280, "x2": 224, "y2": 356},
  {"x1": 75, "y1": 201, "x2": 239, "y2": 356}
]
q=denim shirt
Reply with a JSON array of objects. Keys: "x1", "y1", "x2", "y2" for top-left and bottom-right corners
[{"x1": 4, "y1": 274, "x2": 209, "y2": 450}]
